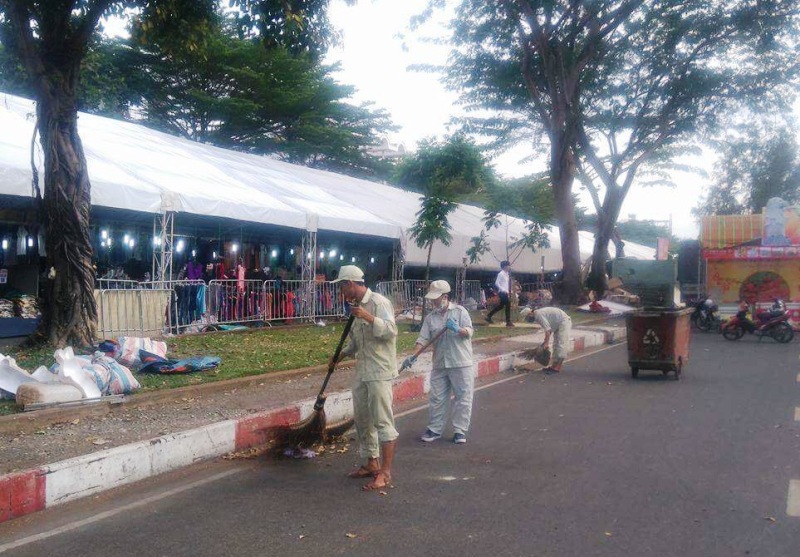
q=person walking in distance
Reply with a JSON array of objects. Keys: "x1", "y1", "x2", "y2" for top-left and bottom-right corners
[
  {"x1": 402, "y1": 280, "x2": 475, "y2": 444},
  {"x1": 333, "y1": 265, "x2": 399, "y2": 491},
  {"x1": 486, "y1": 261, "x2": 514, "y2": 327},
  {"x1": 533, "y1": 306, "x2": 572, "y2": 374}
]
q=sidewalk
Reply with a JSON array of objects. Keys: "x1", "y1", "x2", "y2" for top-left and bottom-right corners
[{"x1": 0, "y1": 318, "x2": 626, "y2": 524}]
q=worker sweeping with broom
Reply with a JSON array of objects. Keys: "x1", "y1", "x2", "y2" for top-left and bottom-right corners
[
  {"x1": 402, "y1": 280, "x2": 475, "y2": 444},
  {"x1": 332, "y1": 265, "x2": 399, "y2": 491}
]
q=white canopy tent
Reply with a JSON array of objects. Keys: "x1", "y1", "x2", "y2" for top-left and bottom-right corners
[{"x1": 0, "y1": 93, "x2": 655, "y2": 272}]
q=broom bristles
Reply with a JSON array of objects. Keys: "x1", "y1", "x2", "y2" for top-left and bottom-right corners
[
  {"x1": 272, "y1": 407, "x2": 328, "y2": 450},
  {"x1": 519, "y1": 346, "x2": 551, "y2": 366}
]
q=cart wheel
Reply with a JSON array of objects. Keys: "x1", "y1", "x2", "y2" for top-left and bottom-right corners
[
  {"x1": 674, "y1": 357, "x2": 682, "y2": 381},
  {"x1": 631, "y1": 366, "x2": 639, "y2": 378}
]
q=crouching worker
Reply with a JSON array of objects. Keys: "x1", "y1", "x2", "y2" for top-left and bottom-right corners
[
  {"x1": 532, "y1": 306, "x2": 572, "y2": 375},
  {"x1": 402, "y1": 280, "x2": 475, "y2": 444},
  {"x1": 333, "y1": 265, "x2": 399, "y2": 491}
]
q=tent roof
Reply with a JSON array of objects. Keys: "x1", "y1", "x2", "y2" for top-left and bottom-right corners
[{"x1": 0, "y1": 93, "x2": 655, "y2": 272}]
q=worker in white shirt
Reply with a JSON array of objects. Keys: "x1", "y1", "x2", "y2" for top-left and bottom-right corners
[{"x1": 486, "y1": 260, "x2": 514, "y2": 327}]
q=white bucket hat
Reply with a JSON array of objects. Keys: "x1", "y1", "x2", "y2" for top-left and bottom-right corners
[
  {"x1": 425, "y1": 279, "x2": 451, "y2": 299},
  {"x1": 332, "y1": 265, "x2": 365, "y2": 283}
]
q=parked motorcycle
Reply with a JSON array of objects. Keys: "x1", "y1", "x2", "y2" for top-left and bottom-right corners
[
  {"x1": 690, "y1": 298, "x2": 720, "y2": 332},
  {"x1": 721, "y1": 299, "x2": 794, "y2": 343}
]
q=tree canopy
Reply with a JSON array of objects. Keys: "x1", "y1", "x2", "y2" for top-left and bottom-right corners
[
  {"x1": 421, "y1": 0, "x2": 800, "y2": 299},
  {"x1": 694, "y1": 121, "x2": 800, "y2": 217}
]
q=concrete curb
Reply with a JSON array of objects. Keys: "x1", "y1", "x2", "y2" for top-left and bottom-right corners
[{"x1": 0, "y1": 325, "x2": 625, "y2": 523}]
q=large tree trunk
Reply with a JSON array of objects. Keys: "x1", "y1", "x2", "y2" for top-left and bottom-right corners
[
  {"x1": 587, "y1": 186, "x2": 626, "y2": 299},
  {"x1": 36, "y1": 85, "x2": 97, "y2": 347},
  {"x1": 550, "y1": 134, "x2": 583, "y2": 305}
]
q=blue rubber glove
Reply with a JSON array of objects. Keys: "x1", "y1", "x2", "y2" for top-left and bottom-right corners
[
  {"x1": 446, "y1": 318, "x2": 460, "y2": 333},
  {"x1": 401, "y1": 355, "x2": 417, "y2": 370}
]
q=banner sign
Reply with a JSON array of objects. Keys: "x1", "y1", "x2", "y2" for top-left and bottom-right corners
[{"x1": 704, "y1": 246, "x2": 800, "y2": 261}]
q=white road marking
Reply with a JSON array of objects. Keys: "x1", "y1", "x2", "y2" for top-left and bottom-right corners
[
  {"x1": 795, "y1": 408, "x2": 800, "y2": 422},
  {"x1": 0, "y1": 469, "x2": 242, "y2": 554},
  {"x1": 787, "y1": 480, "x2": 800, "y2": 517}
]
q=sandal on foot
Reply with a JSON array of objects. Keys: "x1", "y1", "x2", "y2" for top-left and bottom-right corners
[
  {"x1": 347, "y1": 465, "x2": 378, "y2": 479},
  {"x1": 362, "y1": 471, "x2": 392, "y2": 491}
]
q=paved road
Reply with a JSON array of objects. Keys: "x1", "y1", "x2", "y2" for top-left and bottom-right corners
[{"x1": 2, "y1": 333, "x2": 800, "y2": 556}]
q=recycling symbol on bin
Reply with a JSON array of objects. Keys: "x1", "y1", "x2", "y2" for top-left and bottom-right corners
[{"x1": 642, "y1": 328, "x2": 662, "y2": 358}]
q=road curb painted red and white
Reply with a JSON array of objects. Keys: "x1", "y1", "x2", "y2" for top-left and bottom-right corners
[{"x1": 0, "y1": 325, "x2": 625, "y2": 524}]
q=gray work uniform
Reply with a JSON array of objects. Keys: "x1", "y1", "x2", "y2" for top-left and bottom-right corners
[
  {"x1": 341, "y1": 288, "x2": 399, "y2": 459},
  {"x1": 533, "y1": 307, "x2": 572, "y2": 360},
  {"x1": 416, "y1": 302, "x2": 475, "y2": 436}
]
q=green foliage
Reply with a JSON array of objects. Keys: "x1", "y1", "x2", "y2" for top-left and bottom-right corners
[
  {"x1": 398, "y1": 135, "x2": 494, "y2": 272},
  {"x1": 694, "y1": 121, "x2": 800, "y2": 217},
  {"x1": 408, "y1": 195, "x2": 457, "y2": 250},
  {"x1": 394, "y1": 135, "x2": 495, "y2": 198},
  {"x1": 464, "y1": 174, "x2": 553, "y2": 265},
  {"x1": 122, "y1": 15, "x2": 397, "y2": 177},
  {"x1": 581, "y1": 214, "x2": 675, "y2": 249}
]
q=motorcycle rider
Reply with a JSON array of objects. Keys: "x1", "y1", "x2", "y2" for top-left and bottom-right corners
[{"x1": 736, "y1": 300, "x2": 756, "y2": 333}]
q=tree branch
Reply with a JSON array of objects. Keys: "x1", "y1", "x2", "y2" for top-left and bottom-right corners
[{"x1": 74, "y1": 0, "x2": 117, "y2": 48}]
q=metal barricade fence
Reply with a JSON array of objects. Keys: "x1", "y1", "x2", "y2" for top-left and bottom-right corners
[
  {"x1": 258, "y1": 279, "x2": 311, "y2": 323},
  {"x1": 95, "y1": 277, "x2": 387, "y2": 338},
  {"x1": 95, "y1": 287, "x2": 172, "y2": 339},
  {"x1": 521, "y1": 281, "x2": 555, "y2": 293},
  {"x1": 375, "y1": 281, "x2": 410, "y2": 313},
  {"x1": 404, "y1": 280, "x2": 429, "y2": 313},
  {"x1": 455, "y1": 280, "x2": 482, "y2": 310},
  {"x1": 314, "y1": 280, "x2": 347, "y2": 320},
  {"x1": 207, "y1": 279, "x2": 267, "y2": 327},
  {"x1": 141, "y1": 280, "x2": 207, "y2": 335},
  {"x1": 96, "y1": 279, "x2": 141, "y2": 290}
]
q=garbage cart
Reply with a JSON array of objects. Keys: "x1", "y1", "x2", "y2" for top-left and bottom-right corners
[{"x1": 625, "y1": 307, "x2": 692, "y2": 380}]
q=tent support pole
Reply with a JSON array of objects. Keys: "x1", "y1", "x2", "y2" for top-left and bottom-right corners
[
  {"x1": 392, "y1": 236, "x2": 405, "y2": 283},
  {"x1": 152, "y1": 211, "x2": 174, "y2": 281},
  {"x1": 301, "y1": 215, "x2": 318, "y2": 322}
]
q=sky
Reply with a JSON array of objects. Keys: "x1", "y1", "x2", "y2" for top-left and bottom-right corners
[
  {"x1": 104, "y1": 2, "x2": 708, "y2": 240},
  {"x1": 324, "y1": 0, "x2": 706, "y2": 239}
]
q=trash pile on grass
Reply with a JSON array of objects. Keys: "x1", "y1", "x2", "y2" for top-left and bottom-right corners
[{"x1": 0, "y1": 336, "x2": 221, "y2": 409}]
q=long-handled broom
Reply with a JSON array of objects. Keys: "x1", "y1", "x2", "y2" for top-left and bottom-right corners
[
  {"x1": 273, "y1": 313, "x2": 356, "y2": 450},
  {"x1": 399, "y1": 325, "x2": 447, "y2": 371}
]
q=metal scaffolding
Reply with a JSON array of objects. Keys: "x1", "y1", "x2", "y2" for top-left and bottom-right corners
[
  {"x1": 455, "y1": 257, "x2": 468, "y2": 303},
  {"x1": 300, "y1": 215, "x2": 318, "y2": 322},
  {"x1": 151, "y1": 211, "x2": 174, "y2": 281},
  {"x1": 392, "y1": 235, "x2": 406, "y2": 283}
]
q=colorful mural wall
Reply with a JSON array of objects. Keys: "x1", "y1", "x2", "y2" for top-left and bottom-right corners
[
  {"x1": 701, "y1": 198, "x2": 800, "y2": 328},
  {"x1": 705, "y1": 260, "x2": 800, "y2": 304}
]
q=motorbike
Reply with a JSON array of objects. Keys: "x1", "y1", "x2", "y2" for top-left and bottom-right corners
[
  {"x1": 721, "y1": 299, "x2": 794, "y2": 343},
  {"x1": 690, "y1": 298, "x2": 720, "y2": 332}
]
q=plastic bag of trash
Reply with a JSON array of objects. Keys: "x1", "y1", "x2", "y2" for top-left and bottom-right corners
[
  {"x1": 91, "y1": 352, "x2": 140, "y2": 395},
  {"x1": 0, "y1": 355, "x2": 37, "y2": 399},
  {"x1": 53, "y1": 347, "x2": 102, "y2": 399},
  {"x1": 117, "y1": 337, "x2": 167, "y2": 367}
]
